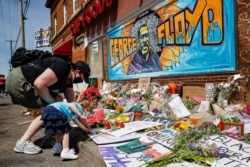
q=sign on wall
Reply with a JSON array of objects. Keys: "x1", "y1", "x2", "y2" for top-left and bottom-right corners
[
  {"x1": 34, "y1": 27, "x2": 51, "y2": 48},
  {"x1": 107, "y1": 0, "x2": 236, "y2": 81}
]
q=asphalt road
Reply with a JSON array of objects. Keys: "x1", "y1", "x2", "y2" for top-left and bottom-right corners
[{"x1": 0, "y1": 94, "x2": 106, "y2": 167}]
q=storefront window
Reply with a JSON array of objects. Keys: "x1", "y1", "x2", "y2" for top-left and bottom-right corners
[
  {"x1": 88, "y1": 39, "x2": 103, "y2": 79},
  {"x1": 73, "y1": 0, "x2": 78, "y2": 13},
  {"x1": 63, "y1": 0, "x2": 68, "y2": 24},
  {"x1": 54, "y1": 14, "x2": 57, "y2": 35}
]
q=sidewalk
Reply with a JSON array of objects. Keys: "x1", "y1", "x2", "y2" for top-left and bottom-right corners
[{"x1": 0, "y1": 95, "x2": 106, "y2": 167}]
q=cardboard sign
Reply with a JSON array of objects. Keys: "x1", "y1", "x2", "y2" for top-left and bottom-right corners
[
  {"x1": 183, "y1": 86, "x2": 206, "y2": 99},
  {"x1": 138, "y1": 77, "x2": 150, "y2": 90},
  {"x1": 231, "y1": 85, "x2": 250, "y2": 104}
]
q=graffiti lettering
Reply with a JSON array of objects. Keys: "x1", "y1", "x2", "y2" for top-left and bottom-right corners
[
  {"x1": 157, "y1": 0, "x2": 223, "y2": 45},
  {"x1": 110, "y1": 37, "x2": 137, "y2": 67}
]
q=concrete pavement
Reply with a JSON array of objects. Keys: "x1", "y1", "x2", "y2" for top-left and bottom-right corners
[{"x1": 0, "y1": 94, "x2": 106, "y2": 167}]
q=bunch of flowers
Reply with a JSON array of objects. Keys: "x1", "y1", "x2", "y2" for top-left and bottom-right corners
[
  {"x1": 212, "y1": 81, "x2": 240, "y2": 106},
  {"x1": 78, "y1": 86, "x2": 102, "y2": 103},
  {"x1": 182, "y1": 96, "x2": 200, "y2": 110},
  {"x1": 104, "y1": 98, "x2": 118, "y2": 110},
  {"x1": 187, "y1": 139, "x2": 229, "y2": 158},
  {"x1": 147, "y1": 121, "x2": 225, "y2": 167}
]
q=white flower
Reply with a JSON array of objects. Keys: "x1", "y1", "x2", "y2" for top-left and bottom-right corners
[{"x1": 223, "y1": 83, "x2": 230, "y2": 88}]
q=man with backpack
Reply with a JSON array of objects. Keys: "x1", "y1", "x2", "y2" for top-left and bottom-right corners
[{"x1": 6, "y1": 47, "x2": 91, "y2": 155}]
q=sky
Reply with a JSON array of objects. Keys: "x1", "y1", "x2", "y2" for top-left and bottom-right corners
[{"x1": 0, "y1": 0, "x2": 51, "y2": 76}]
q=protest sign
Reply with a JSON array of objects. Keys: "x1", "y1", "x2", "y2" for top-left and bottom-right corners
[
  {"x1": 208, "y1": 134, "x2": 250, "y2": 167},
  {"x1": 147, "y1": 128, "x2": 179, "y2": 149},
  {"x1": 98, "y1": 136, "x2": 171, "y2": 167}
]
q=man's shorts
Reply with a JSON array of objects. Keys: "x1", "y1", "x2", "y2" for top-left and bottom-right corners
[{"x1": 6, "y1": 67, "x2": 42, "y2": 109}]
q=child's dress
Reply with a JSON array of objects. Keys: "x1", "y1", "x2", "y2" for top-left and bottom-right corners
[{"x1": 41, "y1": 102, "x2": 82, "y2": 135}]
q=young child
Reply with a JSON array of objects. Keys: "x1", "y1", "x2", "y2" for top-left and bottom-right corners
[{"x1": 40, "y1": 101, "x2": 91, "y2": 160}]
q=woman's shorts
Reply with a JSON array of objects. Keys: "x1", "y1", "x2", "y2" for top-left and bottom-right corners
[{"x1": 6, "y1": 67, "x2": 42, "y2": 109}]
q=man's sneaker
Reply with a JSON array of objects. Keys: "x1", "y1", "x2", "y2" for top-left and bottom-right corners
[
  {"x1": 60, "y1": 149, "x2": 78, "y2": 160},
  {"x1": 51, "y1": 144, "x2": 63, "y2": 154},
  {"x1": 14, "y1": 140, "x2": 42, "y2": 154}
]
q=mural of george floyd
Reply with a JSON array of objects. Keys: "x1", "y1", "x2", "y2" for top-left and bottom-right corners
[{"x1": 106, "y1": 0, "x2": 236, "y2": 81}]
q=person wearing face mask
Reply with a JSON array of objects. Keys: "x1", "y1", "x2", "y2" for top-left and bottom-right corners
[{"x1": 6, "y1": 48, "x2": 91, "y2": 154}]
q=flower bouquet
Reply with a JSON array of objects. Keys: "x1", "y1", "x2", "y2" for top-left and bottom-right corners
[
  {"x1": 104, "y1": 98, "x2": 118, "y2": 110},
  {"x1": 78, "y1": 86, "x2": 102, "y2": 108},
  {"x1": 211, "y1": 81, "x2": 240, "y2": 107}
]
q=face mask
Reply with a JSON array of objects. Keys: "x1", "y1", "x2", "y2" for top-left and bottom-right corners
[
  {"x1": 73, "y1": 73, "x2": 83, "y2": 83},
  {"x1": 73, "y1": 77, "x2": 83, "y2": 83}
]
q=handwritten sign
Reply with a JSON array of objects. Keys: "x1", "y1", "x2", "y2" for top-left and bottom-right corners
[
  {"x1": 147, "y1": 128, "x2": 179, "y2": 149},
  {"x1": 183, "y1": 86, "x2": 206, "y2": 99},
  {"x1": 89, "y1": 130, "x2": 149, "y2": 145},
  {"x1": 98, "y1": 137, "x2": 172, "y2": 167},
  {"x1": 168, "y1": 96, "x2": 191, "y2": 118},
  {"x1": 108, "y1": 121, "x2": 162, "y2": 137},
  {"x1": 205, "y1": 83, "x2": 215, "y2": 101},
  {"x1": 140, "y1": 116, "x2": 176, "y2": 129},
  {"x1": 208, "y1": 134, "x2": 250, "y2": 167},
  {"x1": 138, "y1": 77, "x2": 150, "y2": 90},
  {"x1": 233, "y1": 85, "x2": 250, "y2": 104}
]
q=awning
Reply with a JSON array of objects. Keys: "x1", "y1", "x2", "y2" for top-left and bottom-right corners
[{"x1": 52, "y1": 39, "x2": 72, "y2": 56}]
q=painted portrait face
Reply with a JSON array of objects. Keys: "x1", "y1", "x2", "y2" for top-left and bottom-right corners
[{"x1": 139, "y1": 25, "x2": 150, "y2": 55}]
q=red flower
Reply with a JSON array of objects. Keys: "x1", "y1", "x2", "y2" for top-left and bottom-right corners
[
  {"x1": 219, "y1": 122, "x2": 226, "y2": 131},
  {"x1": 79, "y1": 86, "x2": 102, "y2": 102}
]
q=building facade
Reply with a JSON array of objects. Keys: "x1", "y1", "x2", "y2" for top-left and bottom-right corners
[{"x1": 45, "y1": 0, "x2": 250, "y2": 86}]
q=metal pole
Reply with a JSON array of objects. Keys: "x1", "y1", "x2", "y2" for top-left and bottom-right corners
[
  {"x1": 19, "y1": 0, "x2": 25, "y2": 48},
  {"x1": 5, "y1": 40, "x2": 16, "y2": 71}
]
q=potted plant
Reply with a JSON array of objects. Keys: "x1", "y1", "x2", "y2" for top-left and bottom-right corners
[{"x1": 133, "y1": 103, "x2": 144, "y2": 121}]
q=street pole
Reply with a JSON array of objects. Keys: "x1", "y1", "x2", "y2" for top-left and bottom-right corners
[
  {"x1": 19, "y1": 0, "x2": 25, "y2": 48},
  {"x1": 5, "y1": 40, "x2": 16, "y2": 71}
]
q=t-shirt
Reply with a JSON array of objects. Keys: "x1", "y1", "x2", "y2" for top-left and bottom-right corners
[
  {"x1": 21, "y1": 56, "x2": 71, "y2": 95},
  {"x1": 49, "y1": 101, "x2": 82, "y2": 121}
]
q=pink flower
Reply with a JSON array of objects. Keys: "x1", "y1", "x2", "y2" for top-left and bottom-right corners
[{"x1": 221, "y1": 126, "x2": 239, "y2": 138}]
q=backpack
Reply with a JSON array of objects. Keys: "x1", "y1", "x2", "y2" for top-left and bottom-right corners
[{"x1": 10, "y1": 48, "x2": 52, "y2": 68}]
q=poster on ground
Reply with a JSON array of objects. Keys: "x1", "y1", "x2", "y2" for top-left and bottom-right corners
[
  {"x1": 98, "y1": 136, "x2": 172, "y2": 167},
  {"x1": 208, "y1": 134, "x2": 250, "y2": 167}
]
